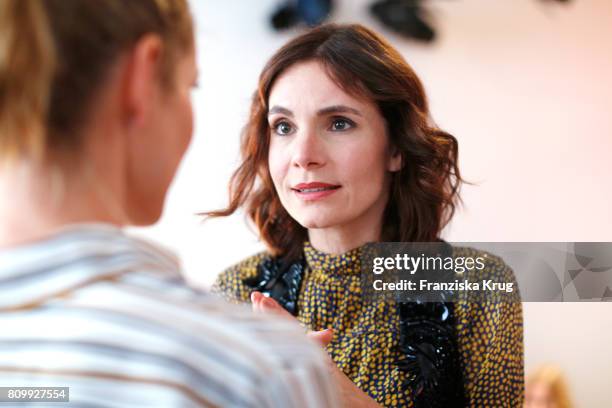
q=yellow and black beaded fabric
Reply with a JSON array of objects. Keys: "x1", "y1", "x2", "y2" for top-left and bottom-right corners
[{"x1": 213, "y1": 242, "x2": 524, "y2": 407}]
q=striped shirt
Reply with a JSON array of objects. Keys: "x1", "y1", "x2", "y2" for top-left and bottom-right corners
[{"x1": 0, "y1": 224, "x2": 337, "y2": 407}]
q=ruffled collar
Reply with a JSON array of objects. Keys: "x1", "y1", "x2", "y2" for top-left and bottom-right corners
[{"x1": 303, "y1": 241, "x2": 364, "y2": 276}]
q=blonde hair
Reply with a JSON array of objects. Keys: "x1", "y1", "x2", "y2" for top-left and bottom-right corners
[
  {"x1": 526, "y1": 364, "x2": 574, "y2": 408},
  {"x1": 0, "y1": 0, "x2": 193, "y2": 161}
]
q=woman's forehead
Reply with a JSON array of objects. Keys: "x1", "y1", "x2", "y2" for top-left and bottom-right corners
[{"x1": 268, "y1": 61, "x2": 374, "y2": 114}]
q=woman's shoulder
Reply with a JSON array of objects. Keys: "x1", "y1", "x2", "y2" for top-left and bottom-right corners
[{"x1": 211, "y1": 251, "x2": 273, "y2": 303}]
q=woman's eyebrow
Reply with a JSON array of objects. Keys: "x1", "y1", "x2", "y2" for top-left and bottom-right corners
[
  {"x1": 268, "y1": 106, "x2": 293, "y2": 117},
  {"x1": 317, "y1": 105, "x2": 362, "y2": 116},
  {"x1": 268, "y1": 105, "x2": 363, "y2": 117}
]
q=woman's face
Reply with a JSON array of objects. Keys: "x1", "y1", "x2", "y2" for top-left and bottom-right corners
[{"x1": 267, "y1": 60, "x2": 401, "y2": 234}]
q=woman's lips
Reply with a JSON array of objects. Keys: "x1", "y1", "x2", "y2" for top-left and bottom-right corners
[{"x1": 291, "y1": 182, "x2": 341, "y2": 201}]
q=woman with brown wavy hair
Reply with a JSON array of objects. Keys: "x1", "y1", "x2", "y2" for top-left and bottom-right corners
[{"x1": 211, "y1": 23, "x2": 523, "y2": 407}]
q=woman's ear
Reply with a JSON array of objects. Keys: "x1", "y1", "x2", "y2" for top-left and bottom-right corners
[
  {"x1": 387, "y1": 147, "x2": 403, "y2": 172},
  {"x1": 121, "y1": 34, "x2": 164, "y2": 129}
]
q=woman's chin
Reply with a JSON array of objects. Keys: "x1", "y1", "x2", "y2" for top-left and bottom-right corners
[{"x1": 293, "y1": 214, "x2": 343, "y2": 230}]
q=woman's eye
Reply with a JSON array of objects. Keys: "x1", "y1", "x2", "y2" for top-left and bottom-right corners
[
  {"x1": 330, "y1": 118, "x2": 354, "y2": 131},
  {"x1": 273, "y1": 121, "x2": 294, "y2": 135}
]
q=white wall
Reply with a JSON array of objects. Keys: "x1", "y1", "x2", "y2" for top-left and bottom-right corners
[
  {"x1": 524, "y1": 303, "x2": 612, "y2": 408},
  {"x1": 132, "y1": 1, "x2": 612, "y2": 406}
]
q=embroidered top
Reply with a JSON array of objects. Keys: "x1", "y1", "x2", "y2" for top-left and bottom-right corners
[{"x1": 213, "y1": 242, "x2": 524, "y2": 407}]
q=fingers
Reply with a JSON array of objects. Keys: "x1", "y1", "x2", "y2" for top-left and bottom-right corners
[
  {"x1": 250, "y1": 291, "x2": 263, "y2": 313},
  {"x1": 250, "y1": 291, "x2": 294, "y2": 319},
  {"x1": 251, "y1": 291, "x2": 275, "y2": 312},
  {"x1": 307, "y1": 328, "x2": 334, "y2": 347},
  {"x1": 251, "y1": 292, "x2": 335, "y2": 348}
]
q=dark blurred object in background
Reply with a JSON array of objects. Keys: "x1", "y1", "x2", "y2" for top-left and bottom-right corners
[
  {"x1": 370, "y1": 0, "x2": 572, "y2": 43},
  {"x1": 271, "y1": 0, "x2": 334, "y2": 30},
  {"x1": 370, "y1": 0, "x2": 435, "y2": 43},
  {"x1": 271, "y1": 0, "x2": 571, "y2": 39}
]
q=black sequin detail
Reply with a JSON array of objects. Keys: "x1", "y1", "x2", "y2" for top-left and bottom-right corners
[
  {"x1": 244, "y1": 256, "x2": 305, "y2": 315},
  {"x1": 397, "y1": 300, "x2": 466, "y2": 407},
  {"x1": 395, "y1": 241, "x2": 466, "y2": 407}
]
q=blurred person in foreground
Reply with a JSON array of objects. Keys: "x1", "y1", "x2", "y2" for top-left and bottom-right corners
[
  {"x1": 211, "y1": 23, "x2": 524, "y2": 407},
  {"x1": 0, "y1": 1, "x2": 336, "y2": 407},
  {"x1": 525, "y1": 365, "x2": 574, "y2": 408}
]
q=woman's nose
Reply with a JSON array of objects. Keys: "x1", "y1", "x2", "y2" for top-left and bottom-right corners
[{"x1": 291, "y1": 128, "x2": 325, "y2": 170}]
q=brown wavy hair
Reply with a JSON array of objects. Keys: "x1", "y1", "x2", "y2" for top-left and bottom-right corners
[{"x1": 207, "y1": 23, "x2": 463, "y2": 260}]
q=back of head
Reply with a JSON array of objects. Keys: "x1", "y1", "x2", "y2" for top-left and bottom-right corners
[{"x1": 0, "y1": 0, "x2": 193, "y2": 162}]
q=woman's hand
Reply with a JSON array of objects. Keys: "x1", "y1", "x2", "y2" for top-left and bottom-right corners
[
  {"x1": 250, "y1": 291, "x2": 334, "y2": 346},
  {"x1": 250, "y1": 291, "x2": 382, "y2": 408}
]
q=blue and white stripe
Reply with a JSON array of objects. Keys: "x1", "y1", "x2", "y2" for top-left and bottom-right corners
[{"x1": 0, "y1": 224, "x2": 337, "y2": 407}]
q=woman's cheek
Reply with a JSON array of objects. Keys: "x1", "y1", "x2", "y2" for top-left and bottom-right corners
[
  {"x1": 268, "y1": 148, "x2": 287, "y2": 191},
  {"x1": 352, "y1": 145, "x2": 389, "y2": 194}
]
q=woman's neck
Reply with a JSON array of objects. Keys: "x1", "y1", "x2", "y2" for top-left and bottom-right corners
[
  {"x1": 0, "y1": 162, "x2": 126, "y2": 248},
  {"x1": 308, "y1": 217, "x2": 383, "y2": 255}
]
